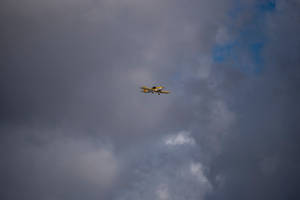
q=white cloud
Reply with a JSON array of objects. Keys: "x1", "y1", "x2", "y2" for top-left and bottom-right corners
[
  {"x1": 164, "y1": 131, "x2": 195, "y2": 146},
  {"x1": 115, "y1": 133, "x2": 212, "y2": 200},
  {"x1": 190, "y1": 162, "x2": 210, "y2": 184}
]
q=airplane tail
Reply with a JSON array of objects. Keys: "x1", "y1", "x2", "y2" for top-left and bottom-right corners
[{"x1": 160, "y1": 90, "x2": 170, "y2": 94}]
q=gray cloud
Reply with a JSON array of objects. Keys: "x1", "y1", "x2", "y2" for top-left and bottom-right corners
[
  {"x1": 115, "y1": 131, "x2": 211, "y2": 200},
  {"x1": 1, "y1": 0, "x2": 299, "y2": 199}
]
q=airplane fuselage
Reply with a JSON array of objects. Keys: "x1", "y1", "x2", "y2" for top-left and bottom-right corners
[
  {"x1": 151, "y1": 86, "x2": 163, "y2": 93},
  {"x1": 140, "y1": 86, "x2": 170, "y2": 95}
]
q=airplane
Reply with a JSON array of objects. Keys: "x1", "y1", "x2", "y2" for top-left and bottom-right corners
[{"x1": 140, "y1": 85, "x2": 170, "y2": 95}]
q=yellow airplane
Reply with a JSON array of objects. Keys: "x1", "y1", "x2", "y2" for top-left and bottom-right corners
[{"x1": 140, "y1": 86, "x2": 170, "y2": 95}]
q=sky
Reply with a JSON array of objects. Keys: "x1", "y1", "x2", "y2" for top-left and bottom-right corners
[{"x1": 0, "y1": 0, "x2": 300, "y2": 199}]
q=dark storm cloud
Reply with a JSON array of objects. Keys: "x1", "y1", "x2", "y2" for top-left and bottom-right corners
[
  {"x1": 1, "y1": 0, "x2": 299, "y2": 199},
  {"x1": 0, "y1": 0, "x2": 234, "y2": 199},
  {"x1": 0, "y1": 0, "x2": 234, "y2": 143},
  {"x1": 206, "y1": 1, "x2": 300, "y2": 200}
]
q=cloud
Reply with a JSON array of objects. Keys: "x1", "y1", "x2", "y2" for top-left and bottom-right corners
[
  {"x1": 0, "y1": 131, "x2": 119, "y2": 199},
  {"x1": 68, "y1": 144, "x2": 119, "y2": 188},
  {"x1": 156, "y1": 184, "x2": 170, "y2": 200},
  {"x1": 1, "y1": 0, "x2": 300, "y2": 200},
  {"x1": 115, "y1": 133, "x2": 211, "y2": 200},
  {"x1": 190, "y1": 162, "x2": 210, "y2": 184},
  {"x1": 164, "y1": 131, "x2": 195, "y2": 146},
  {"x1": 215, "y1": 27, "x2": 232, "y2": 45}
]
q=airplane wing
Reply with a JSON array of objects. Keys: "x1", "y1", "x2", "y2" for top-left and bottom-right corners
[
  {"x1": 160, "y1": 90, "x2": 170, "y2": 94},
  {"x1": 140, "y1": 86, "x2": 151, "y2": 90}
]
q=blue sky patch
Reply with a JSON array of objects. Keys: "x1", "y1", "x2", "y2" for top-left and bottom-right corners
[
  {"x1": 213, "y1": 42, "x2": 237, "y2": 63},
  {"x1": 212, "y1": 0, "x2": 276, "y2": 75},
  {"x1": 257, "y1": 0, "x2": 276, "y2": 12}
]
